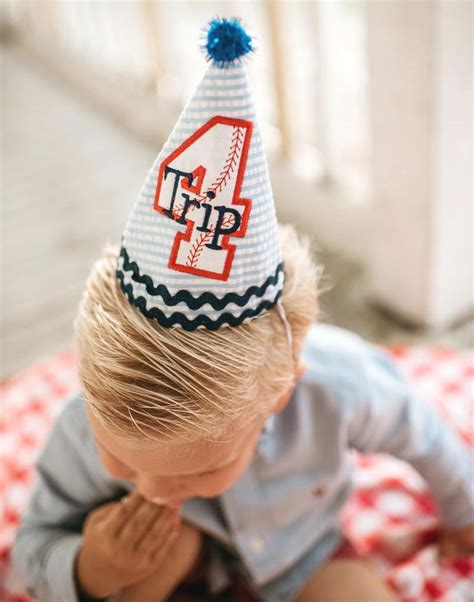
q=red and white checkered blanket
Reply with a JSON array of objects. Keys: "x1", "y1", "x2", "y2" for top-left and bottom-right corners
[{"x1": 1, "y1": 346, "x2": 473, "y2": 601}]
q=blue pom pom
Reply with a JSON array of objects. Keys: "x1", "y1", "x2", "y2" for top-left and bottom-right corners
[{"x1": 204, "y1": 17, "x2": 253, "y2": 67}]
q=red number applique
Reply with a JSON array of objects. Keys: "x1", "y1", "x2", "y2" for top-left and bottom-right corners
[{"x1": 154, "y1": 116, "x2": 252, "y2": 281}]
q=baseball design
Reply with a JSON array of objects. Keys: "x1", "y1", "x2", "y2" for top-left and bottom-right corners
[{"x1": 154, "y1": 116, "x2": 253, "y2": 281}]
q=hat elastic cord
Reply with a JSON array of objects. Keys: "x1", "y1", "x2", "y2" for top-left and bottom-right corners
[{"x1": 276, "y1": 301, "x2": 296, "y2": 369}]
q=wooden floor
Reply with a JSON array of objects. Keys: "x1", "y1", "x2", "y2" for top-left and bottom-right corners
[
  {"x1": 1, "y1": 41, "x2": 472, "y2": 379},
  {"x1": 1, "y1": 42, "x2": 154, "y2": 378}
]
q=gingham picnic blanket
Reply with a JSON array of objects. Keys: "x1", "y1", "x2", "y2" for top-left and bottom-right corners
[{"x1": 1, "y1": 346, "x2": 473, "y2": 601}]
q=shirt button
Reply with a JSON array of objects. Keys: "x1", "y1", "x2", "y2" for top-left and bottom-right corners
[
  {"x1": 250, "y1": 536, "x2": 265, "y2": 553},
  {"x1": 313, "y1": 485, "x2": 327, "y2": 497}
]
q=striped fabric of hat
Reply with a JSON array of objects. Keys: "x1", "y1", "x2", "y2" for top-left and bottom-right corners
[{"x1": 116, "y1": 17, "x2": 284, "y2": 331}]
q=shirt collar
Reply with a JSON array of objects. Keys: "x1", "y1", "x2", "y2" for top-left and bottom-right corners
[
  {"x1": 256, "y1": 414, "x2": 276, "y2": 457},
  {"x1": 262, "y1": 415, "x2": 275, "y2": 435}
]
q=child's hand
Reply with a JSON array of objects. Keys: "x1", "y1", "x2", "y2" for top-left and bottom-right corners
[
  {"x1": 439, "y1": 524, "x2": 474, "y2": 563},
  {"x1": 75, "y1": 490, "x2": 180, "y2": 599}
]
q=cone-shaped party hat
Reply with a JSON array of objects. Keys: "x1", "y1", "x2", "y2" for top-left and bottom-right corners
[{"x1": 116, "y1": 18, "x2": 284, "y2": 330}]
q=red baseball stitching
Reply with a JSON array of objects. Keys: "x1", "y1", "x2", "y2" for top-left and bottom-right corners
[
  {"x1": 186, "y1": 214, "x2": 236, "y2": 268},
  {"x1": 208, "y1": 126, "x2": 244, "y2": 198},
  {"x1": 172, "y1": 126, "x2": 245, "y2": 218}
]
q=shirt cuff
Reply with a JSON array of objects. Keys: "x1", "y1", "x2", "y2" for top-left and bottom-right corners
[
  {"x1": 46, "y1": 533, "x2": 83, "y2": 602},
  {"x1": 45, "y1": 534, "x2": 121, "y2": 602}
]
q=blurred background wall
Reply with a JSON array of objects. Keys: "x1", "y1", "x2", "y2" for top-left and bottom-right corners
[{"x1": 1, "y1": 0, "x2": 472, "y2": 378}]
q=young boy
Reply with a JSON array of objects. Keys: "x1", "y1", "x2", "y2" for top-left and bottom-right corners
[{"x1": 13, "y1": 17, "x2": 473, "y2": 602}]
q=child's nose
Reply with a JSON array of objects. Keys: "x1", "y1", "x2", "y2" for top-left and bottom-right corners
[{"x1": 134, "y1": 475, "x2": 183, "y2": 501}]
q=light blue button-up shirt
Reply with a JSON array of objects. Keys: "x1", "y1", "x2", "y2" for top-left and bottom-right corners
[{"x1": 12, "y1": 324, "x2": 474, "y2": 602}]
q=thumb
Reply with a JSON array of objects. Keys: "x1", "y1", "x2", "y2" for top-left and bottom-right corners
[{"x1": 87, "y1": 500, "x2": 119, "y2": 523}]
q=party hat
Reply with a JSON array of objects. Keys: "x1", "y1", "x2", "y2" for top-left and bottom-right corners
[{"x1": 117, "y1": 17, "x2": 284, "y2": 331}]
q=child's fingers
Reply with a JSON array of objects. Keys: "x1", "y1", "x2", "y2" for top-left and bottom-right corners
[
  {"x1": 148, "y1": 524, "x2": 180, "y2": 565},
  {"x1": 117, "y1": 497, "x2": 164, "y2": 547},
  {"x1": 106, "y1": 490, "x2": 144, "y2": 536},
  {"x1": 137, "y1": 507, "x2": 178, "y2": 554},
  {"x1": 88, "y1": 501, "x2": 118, "y2": 521}
]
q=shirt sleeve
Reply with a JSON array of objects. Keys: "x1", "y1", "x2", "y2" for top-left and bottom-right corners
[
  {"x1": 11, "y1": 394, "x2": 123, "y2": 602},
  {"x1": 345, "y1": 342, "x2": 474, "y2": 529}
]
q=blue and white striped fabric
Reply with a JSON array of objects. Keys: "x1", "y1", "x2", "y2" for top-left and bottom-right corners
[{"x1": 117, "y1": 61, "x2": 284, "y2": 331}]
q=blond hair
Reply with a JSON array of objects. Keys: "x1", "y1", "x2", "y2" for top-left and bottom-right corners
[{"x1": 74, "y1": 224, "x2": 322, "y2": 443}]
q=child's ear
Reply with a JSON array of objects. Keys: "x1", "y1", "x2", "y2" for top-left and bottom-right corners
[
  {"x1": 272, "y1": 362, "x2": 308, "y2": 415},
  {"x1": 296, "y1": 362, "x2": 307, "y2": 380},
  {"x1": 272, "y1": 394, "x2": 290, "y2": 415}
]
